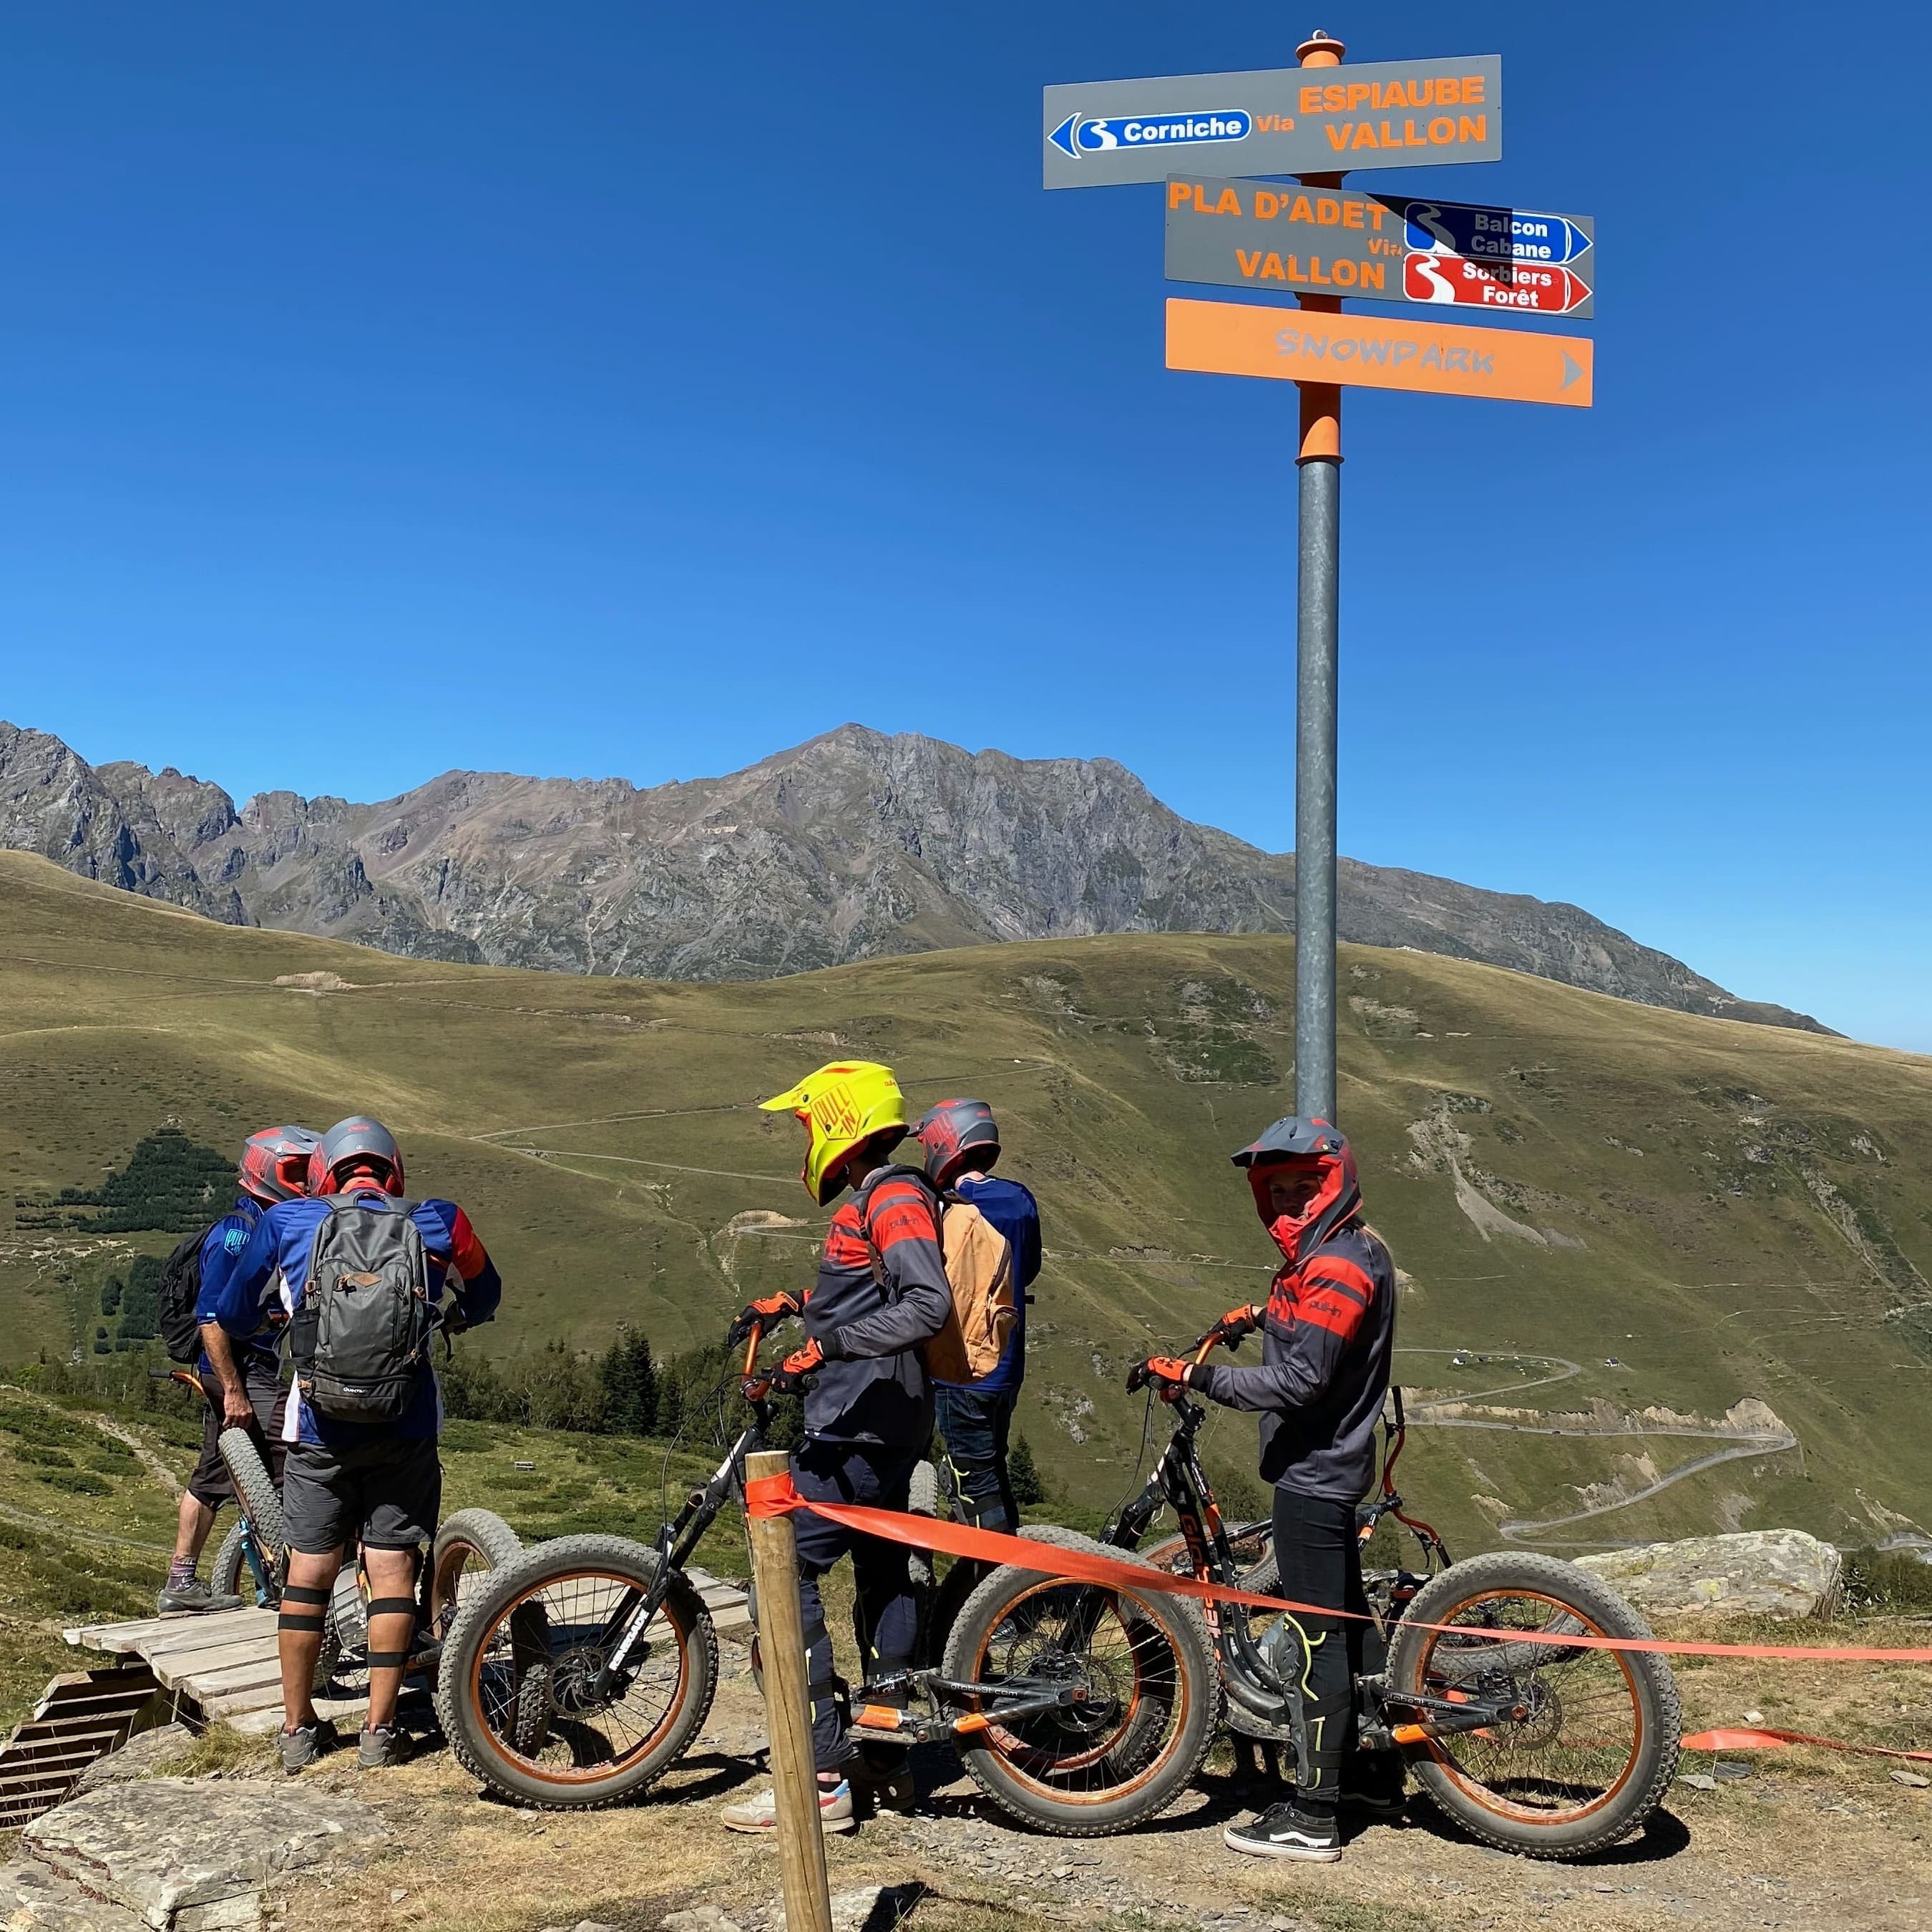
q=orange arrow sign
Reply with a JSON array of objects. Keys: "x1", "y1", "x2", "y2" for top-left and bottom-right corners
[{"x1": 1165, "y1": 296, "x2": 1591, "y2": 407}]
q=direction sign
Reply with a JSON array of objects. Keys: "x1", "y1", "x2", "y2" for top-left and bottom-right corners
[
  {"x1": 1403, "y1": 253, "x2": 1590, "y2": 316},
  {"x1": 1165, "y1": 176, "x2": 1594, "y2": 318},
  {"x1": 1165, "y1": 296, "x2": 1592, "y2": 408},
  {"x1": 1043, "y1": 54, "x2": 1502, "y2": 187},
  {"x1": 1404, "y1": 198, "x2": 1591, "y2": 265}
]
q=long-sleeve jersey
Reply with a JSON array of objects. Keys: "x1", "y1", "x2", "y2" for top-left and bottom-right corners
[
  {"x1": 211, "y1": 1187, "x2": 502, "y2": 1445},
  {"x1": 1191, "y1": 1221, "x2": 1395, "y2": 1502},
  {"x1": 802, "y1": 1165, "x2": 953, "y2": 1447}
]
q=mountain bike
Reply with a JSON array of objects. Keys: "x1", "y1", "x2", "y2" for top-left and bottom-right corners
[
  {"x1": 435, "y1": 1320, "x2": 1216, "y2": 1830},
  {"x1": 1109, "y1": 1321, "x2": 1682, "y2": 1859}
]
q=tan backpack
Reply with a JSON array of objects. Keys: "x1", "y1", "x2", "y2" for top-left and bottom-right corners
[{"x1": 859, "y1": 1169, "x2": 1015, "y2": 1382}]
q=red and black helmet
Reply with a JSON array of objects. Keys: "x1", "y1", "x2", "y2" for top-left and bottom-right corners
[
  {"x1": 912, "y1": 1098, "x2": 1000, "y2": 1190},
  {"x1": 237, "y1": 1126, "x2": 321, "y2": 1206},
  {"x1": 307, "y1": 1117, "x2": 405, "y2": 1196},
  {"x1": 1231, "y1": 1116, "x2": 1362, "y2": 1264}
]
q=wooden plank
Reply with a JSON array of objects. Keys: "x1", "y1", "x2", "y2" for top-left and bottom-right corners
[
  {"x1": 66, "y1": 1609, "x2": 274, "y2": 1655},
  {"x1": 197, "y1": 1680, "x2": 288, "y2": 1719},
  {"x1": 3, "y1": 1724, "x2": 130, "y2": 1757},
  {"x1": 150, "y1": 1639, "x2": 279, "y2": 1689},
  {"x1": 176, "y1": 1657, "x2": 284, "y2": 1697},
  {"x1": 134, "y1": 1614, "x2": 278, "y2": 1659}
]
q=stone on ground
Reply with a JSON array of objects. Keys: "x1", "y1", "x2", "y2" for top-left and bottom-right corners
[
  {"x1": 1, "y1": 1857, "x2": 148, "y2": 1932},
  {"x1": 72, "y1": 1724, "x2": 194, "y2": 1795},
  {"x1": 1576, "y1": 1528, "x2": 1842, "y2": 1619},
  {"x1": 22, "y1": 1777, "x2": 388, "y2": 1932}
]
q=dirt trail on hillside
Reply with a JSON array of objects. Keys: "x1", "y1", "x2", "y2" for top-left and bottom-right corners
[{"x1": 1397, "y1": 1350, "x2": 1799, "y2": 1548}]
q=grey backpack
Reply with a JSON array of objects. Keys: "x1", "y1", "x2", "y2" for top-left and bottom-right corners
[{"x1": 290, "y1": 1196, "x2": 436, "y2": 1423}]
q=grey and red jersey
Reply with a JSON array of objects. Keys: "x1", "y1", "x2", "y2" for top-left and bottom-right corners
[
  {"x1": 1191, "y1": 1220, "x2": 1395, "y2": 1502},
  {"x1": 801, "y1": 1164, "x2": 955, "y2": 1448}
]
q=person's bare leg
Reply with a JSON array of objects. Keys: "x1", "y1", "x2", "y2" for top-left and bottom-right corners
[
  {"x1": 278, "y1": 1548, "x2": 341, "y2": 1732},
  {"x1": 360, "y1": 1545, "x2": 416, "y2": 1731},
  {"x1": 172, "y1": 1491, "x2": 215, "y2": 1568}
]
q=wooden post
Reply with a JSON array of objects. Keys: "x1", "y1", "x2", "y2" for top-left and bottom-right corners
[{"x1": 745, "y1": 1449, "x2": 833, "y2": 1932}]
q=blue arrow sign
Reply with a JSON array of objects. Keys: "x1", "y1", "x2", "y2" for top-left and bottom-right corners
[
  {"x1": 1051, "y1": 109, "x2": 1254, "y2": 160},
  {"x1": 1403, "y1": 200, "x2": 1592, "y2": 266}
]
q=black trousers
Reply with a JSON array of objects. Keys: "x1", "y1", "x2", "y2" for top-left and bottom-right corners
[
  {"x1": 1271, "y1": 1488, "x2": 1370, "y2": 1808},
  {"x1": 791, "y1": 1440, "x2": 921, "y2": 1772}
]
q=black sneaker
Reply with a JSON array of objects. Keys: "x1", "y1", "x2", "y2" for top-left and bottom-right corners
[
  {"x1": 278, "y1": 1719, "x2": 336, "y2": 1773},
  {"x1": 1342, "y1": 1770, "x2": 1407, "y2": 1818},
  {"x1": 1224, "y1": 1800, "x2": 1342, "y2": 1862},
  {"x1": 157, "y1": 1576, "x2": 244, "y2": 1614}
]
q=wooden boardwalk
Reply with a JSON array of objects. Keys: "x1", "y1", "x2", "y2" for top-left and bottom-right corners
[{"x1": 64, "y1": 1567, "x2": 752, "y2": 1737}]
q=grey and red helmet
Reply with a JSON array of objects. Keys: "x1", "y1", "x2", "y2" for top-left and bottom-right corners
[
  {"x1": 237, "y1": 1126, "x2": 321, "y2": 1205},
  {"x1": 308, "y1": 1116, "x2": 405, "y2": 1196},
  {"x1": 1231, "y1": 1116, "x2": 1362, "y2": 1263},
  {"x1": 912, "y1": 1098, "x2": 1000, "y2": 1190}
]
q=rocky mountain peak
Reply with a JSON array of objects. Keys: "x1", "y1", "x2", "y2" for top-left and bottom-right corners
[{"x1": 0, "y1": 718, "x2": 1827, "y2": 1030}]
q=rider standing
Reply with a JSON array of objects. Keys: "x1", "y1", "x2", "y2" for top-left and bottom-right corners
[
  {"x1": 1137, "y1": 1116, "x2": 1397, "y2": 1862},
  {"x1": 213, "y1": 1117, "x2": 502, "y2": 1773},
  {"x1": 159, "y1": 1126, "x2": 318, "y2": 1613},
  {"x1": 912, "y1": 1099, "x2": 1040, "y2": 1537},
  {"x1": 720, "y1": 1061, "x2": 953, "y2": 1838}
]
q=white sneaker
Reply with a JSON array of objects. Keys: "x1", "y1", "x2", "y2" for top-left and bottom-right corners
[{"x1": 720, "y1": 1780, "x2": 857, "y2": 1834}]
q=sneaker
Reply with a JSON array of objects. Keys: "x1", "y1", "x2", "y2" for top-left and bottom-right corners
[
  {"x1": 1341, "y1": 1771, "x2": 1407, "y2": 1819},
  {"x1": 278, "y1": 1719, "x2": 336, "y2": 1774},
  {"x1": 157, "y1": 1576, "x2": 244, "y2": 1614},
  {"x1": 1224, "y1": 1800, "x2": 1342, "y2": 1862},
  {"x1": 720, "y1": 1780, "x2": 857, "y2": 1835},
  {"x1": 358, "y1": 1724, "x2": 410, "y2": 1769}
]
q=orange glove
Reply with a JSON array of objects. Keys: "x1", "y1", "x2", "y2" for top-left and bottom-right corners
[
  {"x1": 728, "y1": 1292, "x2": 802, "y2": 1346},
  {"x1": 1127, "y1": 1357, "x2": 1193, "y2": 1402},
  {"x1": 769, "y1": 1337, "x2": 825, "y2": 1395},
  {"x1": 1206, "y1": 1303, "x2": 1262, "y2": 1350}
]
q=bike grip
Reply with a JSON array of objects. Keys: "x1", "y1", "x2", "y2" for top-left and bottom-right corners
[
  {"x1": 741, "y1": 1322, "x2": 763, "y2": 1376},
  {"x1": 1126, "y1": 1360, "x2": 1151, "y2": 1392}
]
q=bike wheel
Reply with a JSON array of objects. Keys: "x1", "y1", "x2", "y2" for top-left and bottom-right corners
[
  {"x1": 210, "y1": 1522, "x2": 249, "y2": 1601},
  {"x1": 428, "y1": 1509, "x2": 524, "y2": 1645},
  {"x1": 940, "y1": 1526, "x2": 1219, "y2": 1836},
  {"x1": 1385, "y1": 1551, "x2": 1681, "y2": 1859},
  {"x1": 434, "y1": 1534, "x2": 718, "y2": 1810},
  {"x1": 218, "y1": 1427, "x2": 283, "y2": 1561}
]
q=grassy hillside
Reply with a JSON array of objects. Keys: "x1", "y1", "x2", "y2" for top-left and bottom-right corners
[{"x1": 3, "y1": 849, "x2": 1930, "y2": 1566}]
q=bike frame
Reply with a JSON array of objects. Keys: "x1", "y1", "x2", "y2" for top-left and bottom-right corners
[
  {"x1": 584, "y1": 1324, "x2": 1113, "y2": 1742},
  {"x1": 1103, "y1": 1331, "x2": 1524, "y2": 1775}
]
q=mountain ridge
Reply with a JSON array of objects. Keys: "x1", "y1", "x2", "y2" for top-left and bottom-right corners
[{"x1": 0, "y1": 718, "x2": 1826, "y2": 1032}]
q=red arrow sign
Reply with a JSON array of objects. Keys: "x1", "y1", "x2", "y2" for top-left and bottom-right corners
[{"x1": 1402, "y1": 252, "x2": 1589, "y2": 316}]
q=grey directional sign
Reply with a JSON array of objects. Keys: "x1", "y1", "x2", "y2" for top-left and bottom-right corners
[
  {"x1": 1166, "y1": 177, "x2": 1594, "y2": 318},
  {"x1": 1043, "y1": 55, "x2": 1501, "y2": 188}
]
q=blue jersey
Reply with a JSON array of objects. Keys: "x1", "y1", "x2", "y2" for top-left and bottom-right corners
[
  {"x1": 937, "y1": 1175, "x2": 1040, "y2": 1395},
  {"x1": 194, "y1": 1197, "x2": 281, "y2": 1380},
  {"x1": 212, "y1": 1186, "x2": 502, "y2": 1445}
]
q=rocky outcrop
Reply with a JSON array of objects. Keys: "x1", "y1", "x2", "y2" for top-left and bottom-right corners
[
  {"x1": 21, "y1": 1777, "x2": 386, "y2": 1931},
  {"x1": 0, "y1": 720, "x2": 1827, "y2": 1029},
  {"x1": 1576, "y1": 1528, "x2": 1843, "y2": 1620}
]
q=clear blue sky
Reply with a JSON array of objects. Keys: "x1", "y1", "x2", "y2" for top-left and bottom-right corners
[{"x1": 2, "y1": 4, "x2": 1926, "y2": 1048}]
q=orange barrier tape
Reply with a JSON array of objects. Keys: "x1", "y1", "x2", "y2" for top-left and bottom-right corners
[
  {"x1": 1682, "y1": 1727, "x2": 1932, "y2": 1765},
  {"x1": 744, "y1": 1470, "x2": 1932, "y2": 1666}
]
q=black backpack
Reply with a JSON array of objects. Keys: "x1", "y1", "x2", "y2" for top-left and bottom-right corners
[
  {"x1": 157, "y1": 1225, "x2": 214, "y2": 1365},
  {"x1": 289, "y1": 1196, "x2": 436, "y2": 1423}
]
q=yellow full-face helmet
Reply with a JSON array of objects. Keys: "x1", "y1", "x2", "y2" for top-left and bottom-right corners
[{"x1": 760, "y1": 1060, "x2": 909, "y2": 1205}]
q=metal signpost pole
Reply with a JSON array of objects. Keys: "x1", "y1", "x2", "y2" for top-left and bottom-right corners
[{"x1": 1294, "y1": 31, "x2": 1344, "y2": 1125}]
